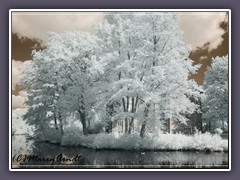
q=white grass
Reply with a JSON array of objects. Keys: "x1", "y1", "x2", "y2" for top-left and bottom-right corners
[{"x1": 61, "y1": 131, "x2": 228, "y2": 152}]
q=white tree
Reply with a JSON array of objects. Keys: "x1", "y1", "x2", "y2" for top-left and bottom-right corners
[
  {"x1": 23, "y1": 31, "x2": 103, "y2": 136},
  {"x1": 46, "y1": 31, "x2": 103, "y2": 135},
  {"x1": 22, "y1": 49, "x2": 64, "y2": 137},
  {"x1": 134, "y1": 13, "x2": 201, "y2": 137},
  {"x1": 23, "y1": 12, "x2": 202, "y2": 140},
  {"x1": 202, "y1": 55, "x2": 229, "y2": 132},
  {"x1": 96, "y1": 13, "x2": 201, "y2": 137},
  {"x1": 95, "y1": 13, "x2": 143, "y2": 133}
]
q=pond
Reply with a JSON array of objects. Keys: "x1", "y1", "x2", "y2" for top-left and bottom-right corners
[{"x1": 11, "y1": 135, "x2": 229, "y2": 169}]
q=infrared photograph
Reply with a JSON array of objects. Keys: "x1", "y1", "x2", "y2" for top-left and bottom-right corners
[{"x1": 10, "y1": 9, "x2": 230, "y2": 171}]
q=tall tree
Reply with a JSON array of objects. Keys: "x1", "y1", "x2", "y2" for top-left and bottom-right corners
[
  {"x1": 22, "y1": 49, "x2": 64, "y2": 137},
  {"x1": 95, "y1": 13, "x2": 142, "y2": 133},
  {"x1": 96, "y1": 13, "x2": 201, "y2": 137},
  {"x1": 202, "y1": 55, "x2": 229, "y2": 132},
  {"x1": 23, "y1": 31, "x2": 103, "y2": 136},
  {"x1": 48, "y1": 31, "x2": 103, "y2": 135}
]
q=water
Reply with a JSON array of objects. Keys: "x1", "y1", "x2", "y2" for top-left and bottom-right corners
[{"x1": 11, "y1": 135, "x2": 229, "y2": 169}]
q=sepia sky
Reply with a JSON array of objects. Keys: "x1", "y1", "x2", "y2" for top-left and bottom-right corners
[{"x1": 11, "y1": 11, "x2": 229, "y2": 109}]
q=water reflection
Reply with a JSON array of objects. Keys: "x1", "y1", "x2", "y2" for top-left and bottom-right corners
[{"x1": 12, "y1": 135, "x2": 229, "y2": 169}]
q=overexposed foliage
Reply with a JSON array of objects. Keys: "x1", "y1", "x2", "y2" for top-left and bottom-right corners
[{"x1": 202, "y1": 55, "x2": 228, "y2": 131}]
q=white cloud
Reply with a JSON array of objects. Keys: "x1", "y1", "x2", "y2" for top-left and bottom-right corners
[
  {"x1": 12, "y1": 12, "x2": 226, "y2": 51},
  {"x1": 12, "y1": 60, "x2": 30, "y2": 109},
  {"x1": 12, "y1": 94, "x2": 27, "y2": 109},
  {"x1": 19, "y1": 90, "x2": 28, "y2": 97},
  {"x1": 179, "y1": 12, "x2": 226, "y2": 50},
  {"x1": 12, "y1": 90, "x2": 28, "y2": 109},
  {"x1": 12, "y1": 12, "x2": 104, "y2": 45},
  {"x1": 12, "y1": 60, "x2": 22, "y2": 90},
  {"x1": 12, "y1": 60, "x2": 31, "y2": 90}
]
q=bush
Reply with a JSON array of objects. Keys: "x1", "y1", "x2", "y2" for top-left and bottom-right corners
[
  {"x1": 38, "y1": 127, "x2": 62, "y2": 143},
  {"x1": 214, "y1": 128, "x2": 223, "y2": 135},
  {"x1": 60, "y1": 131, "x2": 228, "y2": 152}
]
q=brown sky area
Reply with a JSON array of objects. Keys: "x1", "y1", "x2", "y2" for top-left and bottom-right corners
[
  {"x1": 189, "y1": 18, "x2": 228, "y2": 85},
  {"x1": 12, "y1": 33, "x2": 43, "y2": 61},
  {"x1": 12, "y1": 84, "x2": 22, "y2": 96},
  {"x1": 12, "y1": 33, "x2": 45, "y2": 96}
]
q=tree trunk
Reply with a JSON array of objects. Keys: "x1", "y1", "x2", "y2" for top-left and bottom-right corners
[
  {"x1": 122, "y1": 97, "x2": 130, "y2": 133},
  {"x1": 125, "y1": 118, "x2": 129, "y2": 133},
  {"x1": 124, "y1": 96, "x2": 129, "y2": 133},
  {"x1": 79, "y1": 94, "x2": 88, "y2": 135},
  {"x1": 78, "y1": 109, "x2": 88, "y2": 135},
  {"x1": 167, "y1": 118, "x2": 170, "y2": 134},
  {"x1": 129, "y1": 97, "x2": 138, "y2": 134},
  {"x1": 140, "y1": 121, "x2": 146, "y2": 138},
  {"x1": 122, "y1": 98, "x2": 126, "y2": 112},
  {"x1": 128, "y1": 117, "x2": 134, "y2": 134},
  {"x1": 140, "y1": 104, "x2": 150, "y2": 138},
  {"x1": 106, "y1": 121, "x2": 112, "y2": 133},
  {"x1": 208, "y1": 120, "x2": 211, "y2": 132},
  {"x1": 58, "y1": 112, "x2": 64, "y2": 135},
  {"x1": 81, "y1": 113, "x2": 88, "y2": 135},
  {"x1": 127, "y1": 96, "x2": 129, "y2": 112},
  {"x1": 128, "y1": 97, "x2": 134, "y2": 134},
  {"x1": 53, "y1": 112, "x2": 58, "y2": 130},
  {"x1": 106, "y1": 102, "x2": 114, "y2": 133}
]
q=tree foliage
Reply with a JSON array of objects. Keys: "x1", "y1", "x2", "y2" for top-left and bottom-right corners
[
  {"x1": 202, "y1": 55, "x2": 229, "y2": 131},
  {"x1": 22, "y1": 12, "x2": 202, "y2": 139}
]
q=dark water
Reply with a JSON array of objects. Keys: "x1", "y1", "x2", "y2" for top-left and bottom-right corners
[{"x1": 11, "y1": 135, "x2": 229, "y2": 169}]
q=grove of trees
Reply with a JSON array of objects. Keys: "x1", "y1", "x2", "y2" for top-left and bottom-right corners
[{"x1": 21, "y1": 12, "x2": 229, "y2": 140}]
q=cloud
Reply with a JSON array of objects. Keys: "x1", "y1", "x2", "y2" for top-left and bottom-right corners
[
  {"x1": 19, "y1": 90, "x2": 28, "y2": 97},
  {"x1": 12, "y1": 12, "x2": 226, "y2": 51},
  {"x1": 12, "y1": 94, "x2": 27, "y2": 109},
  {"x1": 12, "y1": 60, "x2": 31, "y2": 90},
  {"x1": 179, "y1": 12, "x2": 226, "y2": 50},
  {"x1": 12, "y1": 12, "x2": 104, "y2": 45},
  {"x1": 12, "y1": 60, "x2": 29, "y2": 109}
]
